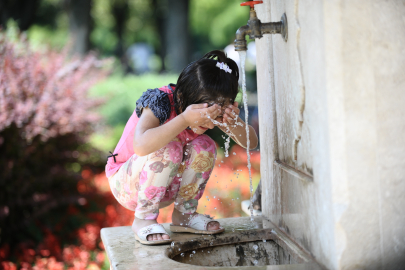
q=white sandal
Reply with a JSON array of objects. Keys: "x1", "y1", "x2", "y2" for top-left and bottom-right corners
[
  {"x1": 170, "y1": 214, "x2": 225, "y2": 235},
  {"x1": 134, "y1": 224, "x2": 172, "y2": 245}
]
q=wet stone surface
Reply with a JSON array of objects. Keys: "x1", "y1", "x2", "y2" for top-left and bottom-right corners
[{"x1": 172, "y1": 240, "x2": 295, "y2": 267}]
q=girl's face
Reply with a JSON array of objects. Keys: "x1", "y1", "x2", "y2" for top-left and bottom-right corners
[{"x1": 189, "y1": 99, "x2": 233, "y2": 134}]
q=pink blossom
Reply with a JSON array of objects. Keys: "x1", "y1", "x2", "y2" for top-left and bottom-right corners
[{"x1": 0, "y1": 35, "x2": 108, "y2": 141}]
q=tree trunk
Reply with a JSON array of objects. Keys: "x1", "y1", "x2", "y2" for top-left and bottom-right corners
[
  {"x1": 111, "y1": 0, "x2": 130, "y2": 73},
  {"x1": 165, "y1": 0, "x2": 190, "y2": 73},
  {"x1": 65, "y1": 0, "x2": 92, "y2": 56},
  {"x1": 152, "y1": 0, "x2": 167, "y2": 73}
]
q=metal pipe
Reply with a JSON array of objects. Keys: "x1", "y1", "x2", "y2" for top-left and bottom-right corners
[
  {"x1": 234, "y1": 13, "x2": 288, "y2": 51},
  {"x1": 260, "y1": 22, "x2": 282, "y2": 35}
]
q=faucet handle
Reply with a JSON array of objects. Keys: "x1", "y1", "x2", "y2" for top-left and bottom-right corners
[{"x1": 240, "y1": 1, "x2": 263, "y2": 10}]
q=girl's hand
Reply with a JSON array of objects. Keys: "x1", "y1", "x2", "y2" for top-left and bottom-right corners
[
  {"x1": 181, "y1": 103, "x2": 221, "y2": 127},
  {"x1": 222, "y1": 102, "x2": 240, "y2": 126}
]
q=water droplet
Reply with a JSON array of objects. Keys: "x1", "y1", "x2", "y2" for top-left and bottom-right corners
[
  {"x1": 180, "y1": 253, "x2": 184, "y2": 257},
  {"x1": 214, "y1": 207, "x2": 216, "y2": 209},
  {"x1": 190, "y1": 254, "x2": 193, "y2": 257},
  {"x1": 192, "y1": 251, "x2": 196, "y2": 254},
  {"x1": 213, "y1": 196, "x2": 216, "y2": 198},
  {"x1": 179, "y1": 248, "x2": 181, "y2": 251},
  {"x1": 253, "y1": 260, "x2": 258, "y2": 265},
  {"x1": 233, "y1": 152, "x2": 236, "y2": 155},
  {"x1": 253, "y1": 245, "x2": 258, "y2": 250},
  {"x1": 218, "y1": 164, "x2": 221, "y2": 167},
  {"x1": 208, "y1": 251, "x2": 210, "y2": 253},
  {"x1": 185, "y1": 152, "x2": 188, "y2": 155},
  {"x1": 263, "y1": 239, "x2": 267, "y2": 242}
]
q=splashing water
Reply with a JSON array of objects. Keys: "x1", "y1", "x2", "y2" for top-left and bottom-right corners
[
  {"x1": 203, "y1": 52, "x2": 255, "y2": 223},
  {"x1": 238, "y1": 51, "x2": 255, "y2": 221}
]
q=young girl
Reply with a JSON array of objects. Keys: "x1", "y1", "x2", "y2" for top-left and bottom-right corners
[{"x1": 106, "y1": 50, "x2": 258, "y2": 245}]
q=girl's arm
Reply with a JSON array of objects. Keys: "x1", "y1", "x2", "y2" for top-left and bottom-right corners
[
  {"x1": 217, "y1": 102, "x2": 258, "y2": 149},
  {"x1": 133, "y1": 103, "x2": 221, "y2": 156}
]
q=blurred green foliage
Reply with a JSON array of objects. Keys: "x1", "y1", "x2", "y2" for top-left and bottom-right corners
[
  {"x1": 190, "y1": 0, "x2": 248, "y2": 51},
  {"x1": 23, "y1": 0, "x2": 250, "y2": 56},
  {"x1": 89, "y1": 73, "x2": 178, "y2": 153}
]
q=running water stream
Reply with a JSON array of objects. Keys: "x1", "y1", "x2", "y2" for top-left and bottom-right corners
[
  {"x1": 203, "y1": 52, "x2": 255, "y2": 223},
  {"x1": 238, "y1": 51, "x2": 255, "y2": 221}
]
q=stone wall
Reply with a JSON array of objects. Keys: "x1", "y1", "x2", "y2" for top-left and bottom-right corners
[{"x1": 255, "y1": 1, "x2": 405, "y2": 269}]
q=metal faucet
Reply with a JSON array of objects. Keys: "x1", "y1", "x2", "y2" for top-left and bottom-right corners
[{"x1": 234, "y1": 1, "x2": 288, "y2": 51}]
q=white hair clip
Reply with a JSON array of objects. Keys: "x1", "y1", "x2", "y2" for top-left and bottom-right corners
[{"x1": 216, "y1": 62, "x2": 232, "y2": 74}]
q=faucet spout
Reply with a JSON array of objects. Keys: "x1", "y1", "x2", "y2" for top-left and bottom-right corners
[
  {"x1": 234, "y1": 25, "x2": 250, "y2": 51},
  {"x1": 234, "y1": 1, "x2": 288, "y2": 51}
]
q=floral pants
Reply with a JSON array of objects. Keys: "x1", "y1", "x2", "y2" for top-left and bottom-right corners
[{"x1": 108, "y1": 135, "x2": 217, "y2": 220}]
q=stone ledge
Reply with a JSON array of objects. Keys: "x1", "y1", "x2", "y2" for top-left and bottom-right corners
[{"x1": 101, "y1": 216, "x2": 322, "y2": 270}]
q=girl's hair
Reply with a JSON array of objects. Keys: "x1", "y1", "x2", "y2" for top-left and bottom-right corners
[{"x1": 173, "y1": 50, "x2": 239, "y2": 114}]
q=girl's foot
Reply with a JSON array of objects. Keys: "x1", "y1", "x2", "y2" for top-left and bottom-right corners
[
  {"x1": 171, "y1": 208, "x2": 220, "y2": 231},
  {"x1": 131, "y1": 218, "x2": 170, "y2": 241}
]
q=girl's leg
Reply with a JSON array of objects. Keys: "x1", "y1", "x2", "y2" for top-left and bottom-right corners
[
  {"x1": 171, "y1": 135, "x2": 220, "y2": 230},
  {"x1": 108, "y1": 139, "x2": 183, "y2": 240},
  {"x1": 135, "y1": 139, "x2": 183, "y2": 220}
]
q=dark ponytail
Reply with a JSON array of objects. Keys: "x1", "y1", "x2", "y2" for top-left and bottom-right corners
[
  {"x1": 174, "y1": 50, "x2": 240, "y2": 114},
  {"x1": 202, "y1": 50, "x2": 239, "y2": 80}
]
